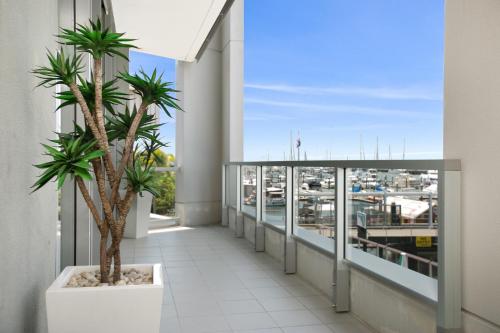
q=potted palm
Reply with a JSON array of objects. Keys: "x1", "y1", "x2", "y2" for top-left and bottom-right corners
[
  {"x1": 31, "y1": 20, "x2": 180, "y2": 333},
  {"x1": 124, "y1": 131, "x2": 169, "y2": 239}
]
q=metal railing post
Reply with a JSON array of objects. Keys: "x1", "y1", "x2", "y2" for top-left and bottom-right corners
[
  {"x1": 428, "y1": 192, "x2": 433, "y2": 228},
  {"x1": 221, "y1": 164, "x2": 228, "y2": 227},
  {"x1": 235, "y1": 165, "x2": 244, "y2": 237},
  {"x1": 334, "y1": 167, "x2": 350, "y2": 312},
  {"x1": 437, "y1": 170, "x2": 462, "y2": 332},
  {"x1": 255, "y1": 165, "x2": 265, "y2": 251},
  {"x1": 284, "y1": 166, "x2": 296, "y2": 273}
]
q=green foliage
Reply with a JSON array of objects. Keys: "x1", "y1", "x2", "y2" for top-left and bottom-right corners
[
  {"x1": 125, "y1": 162, "x2": 160, "y2": 197},
  {"x1": 54, "y1": 123, "x2": 94, "y2": 147},
  {"x1": 106, "y1": 105, "x2": 162, "y2": 142},
  {"x1": 135, "y1": 133, "x2": 168, "y2": 168},
  {"x1": 58, "y1": 19, "x2": 136, "y2": 60},
  {"x1": 56, "y1": 78, "x2": 127, "y2": 114},
  {"x1": 32, "y1": 49, "x2": 83, "y2": 87},
  {"x1": 32, "y1": 135, "x2": 104, "y2": 192},
  {"x1": 152, "y1": 169, "x2": 176, "y2": 215},
  {"x1": 150, "y1": 150, "x2": 174, "y2": 168},
  {"x1": 119, "y1": 69, "x2": 181, "y2": 117}
]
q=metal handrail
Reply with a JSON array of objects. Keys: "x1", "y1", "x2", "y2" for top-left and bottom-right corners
[
  {"x1": 351, "y1": 235, "x2": 438, "y2": 277},
  {"x1": 225, "y1": 159, "x2": 460, "y2": 171}
]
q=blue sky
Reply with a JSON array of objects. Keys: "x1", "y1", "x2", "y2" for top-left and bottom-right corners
[
  {"x1": 129, "y1": 51, "x2": 176, "y2": 155},
  {"x1": 130, "y1": 0, "x2": 445, "y2": 161}
]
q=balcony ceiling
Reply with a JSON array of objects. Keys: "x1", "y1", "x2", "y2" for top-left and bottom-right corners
[{"x1": 111, "y1": 0, "x2": 230, "y2": 62}]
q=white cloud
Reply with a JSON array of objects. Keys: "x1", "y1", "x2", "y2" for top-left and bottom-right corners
[
  {"x1": 244, "y1": 112, "x2": 295, "y2": 121},
  {"x1": 245, "y1": 83, "x2": 442, "y2": 101},
  {"x1": 245, "y1": 98, "x2": 440, "y2": 119},
  {"x1": 315, "y1": 123, "x2": 399, "y2": 132}
]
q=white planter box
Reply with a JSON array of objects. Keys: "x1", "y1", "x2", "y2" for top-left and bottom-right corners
[
  {"x1": 46, "y1": 264, "x2": 163, "y2": 333},
  {"x1": 124, "y1": 192, "x2": 153, "y2": 239}
]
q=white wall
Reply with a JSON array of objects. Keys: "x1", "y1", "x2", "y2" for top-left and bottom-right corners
[
  {"x1": 175, "y1": 33, "x2": 223, "y2": 225},
  {"x1": 350, "y1": 269, "x2": 435, "y2": 333},
  {"x1": 296, "y1": 243, "x2": 334, "y2": 298},
  {"x1": 244, "y1": 215, "x2": 256, "y2": 245},
  {"x1": 222, "y1": 0, "x2": 244, "y2": 163},
  {"x1": 0, "y1": 0, "x2": 59, "y2": 331},
  {"x1": 264, "y1": 228, "x2": 285, "y2": 263},
  {"x1": 443, "y1": 0, "x2": 500, "y2": 330},
  {"x1": 176, "y1": 1, "x2": 244, "y2": 226}
]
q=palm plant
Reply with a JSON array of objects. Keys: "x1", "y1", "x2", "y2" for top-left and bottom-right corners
[{"x1": 32, "y1": 19, "x2": 181, "y2": 284}]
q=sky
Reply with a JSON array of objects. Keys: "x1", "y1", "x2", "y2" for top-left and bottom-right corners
[
  {"x1": 130, "y1": 0, "x2": 445, "y2": 161},
  {"x1": 129, "y1": 51, "x2": 176, "y2": 156}
]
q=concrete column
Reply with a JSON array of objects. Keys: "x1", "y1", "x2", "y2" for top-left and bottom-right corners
[
  {"x1": 443, "y1": 0, "x2": 500, "y2": 330},
  {"x1": 0, "y1": 0, "x2": 59, "y2": 331},
  {"x1": 222, "y1": 0, "x2": 244, "y2": 163},
  {"x1": 176, "y1": 1, "x2": 244, "y2": 226}
]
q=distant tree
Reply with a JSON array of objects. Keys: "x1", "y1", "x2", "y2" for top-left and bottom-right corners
[{"x1": 149, "y1": 152, "x2": 175, "y2": 215}]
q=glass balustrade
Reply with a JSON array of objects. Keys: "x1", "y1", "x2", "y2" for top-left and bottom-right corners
[
  {"x1": 262, "y1": 166, "x2": 286, "y2": 229},
  {"x1": 222, "y1": 160, "x2": 458, "y2": 303},
  {"x1": 294, "y1": 166, "x2": 336, "y2": 252},
  {"x1": 241, "y1": 165, "x2": 257, "y2": 217}
]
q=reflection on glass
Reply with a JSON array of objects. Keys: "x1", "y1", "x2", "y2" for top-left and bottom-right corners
[
  {"x1": 294, "y1": 167, "x2": 336, "y2": 252},
  {"x1": 241, "y1": 166, "x2": 257, "y2": 217},
  {"x1": 262, "y1": 166, "x2": 286, "y2": 228},
  {"x1": 346, "y1": 168, "x2": 439, "y2": 278}
]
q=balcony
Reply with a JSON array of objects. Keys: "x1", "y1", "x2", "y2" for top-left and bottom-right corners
[
  {"x1": 222, "y1": 159, "x2": 461, "y2": 332},
  {"x1": 124, "y1": 225, "x2": 373, "y2": 332},
  {"x1": 3, "y1": 0, "x2": 500, "y2": 332}
]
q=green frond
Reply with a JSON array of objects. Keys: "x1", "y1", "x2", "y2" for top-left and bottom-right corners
[
  {"x1": 56, "y1": 78, "x2": 127, "y2": 114},
  {"x1": 58, "y1": 19, "x2": 136, "y2": 60},
  {"x1": 125, "y1": 161, "x2": 160, "y2": 197},
  {"x1": 118, "y1": 69, "x2": 182, "y2": 117},
  {"x1": 32, "y1": 133, "x2": 104, "y2": 192},
  {"x1": 32, "y1": 49, "x2": 83, "y2": 87},
  {"x1": 106, "y1": 105, "x2": 163, "y2": 142},
  {"x1": 135, "y1": 132, "x2": 169, "y2": 168}
]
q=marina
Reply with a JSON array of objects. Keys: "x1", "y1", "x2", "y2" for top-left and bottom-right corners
[{"x1": 240, "y1": 166, "x2": 439, "y2": 277}]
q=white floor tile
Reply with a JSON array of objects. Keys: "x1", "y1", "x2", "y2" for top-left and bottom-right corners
[
  {"x1": 179, "y1": 315, "x2": 231, "y2": 333},
  {"x1": 281, "y1": 325, "x2": 334, "y2": 333},
  {"x1": 257, "y1": 297, "x2": 306, "y2": 311},
  {"x1": 218, "y1": 299, "x2": 265, "y2": 314},
  {"x1": 127, "y1": 225, "x2": 374, "y2": 333},
  {"x1": 269, "y1": 310, "x2": 323, "y2": 327},
  {"x1": 249, "y1": 286, "x2": 293, "y2": 300},
  {"x1": 226, "y1": 313, "x2": 278, "y2": 331}
]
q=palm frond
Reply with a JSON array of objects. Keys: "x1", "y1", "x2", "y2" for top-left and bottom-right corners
[
  {"x1": 125, "y1": 161, "x2": 160, "y2": 197},
  {"x1": 56, "y1": 78, "x2": 127, "y2": 114},
  {"x1": 119, "y1": 69, "x2": 182, "y2": 117},
  {"x1": 32, "y1": 49, "x2": 83, "y2": 87},
  {"x1": 106, "y1": 105, "x2": 162, "y2": 142},
  {"x1": 58, "y1": 19, "x2": 136, "y2": 60},
  {"x1": 32, "y1": 134, "x2": 104, "y2": 192}
]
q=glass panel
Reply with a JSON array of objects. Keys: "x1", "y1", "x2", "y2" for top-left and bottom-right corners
[
  {"x1": 294, "y1": 167, "x2": 336, "y2": 252},
  {"x1": 262, "y1": 166, "x2": 286, "y2": 229},
  {"x1": 241, "y1": 166, "x2": 257, "y2": 217},
  {"x1": 346, "y1": 168, "x2": 439, "y2": 279},
  {"x1": 152, "y1": 170, "x2": 176, "y2": 217}
]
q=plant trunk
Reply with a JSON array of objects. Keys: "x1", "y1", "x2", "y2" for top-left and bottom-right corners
[
  {"x1": 99, "y1": 226, "x2": 110, "y2": 284},
  {"x1": 113, "y1": 242, "x2": 122, "y2": 283}
]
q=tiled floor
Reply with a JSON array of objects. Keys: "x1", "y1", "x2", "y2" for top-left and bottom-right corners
[{"x1": 120, "y1": 225, "x2": 375, "y2": 333}]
